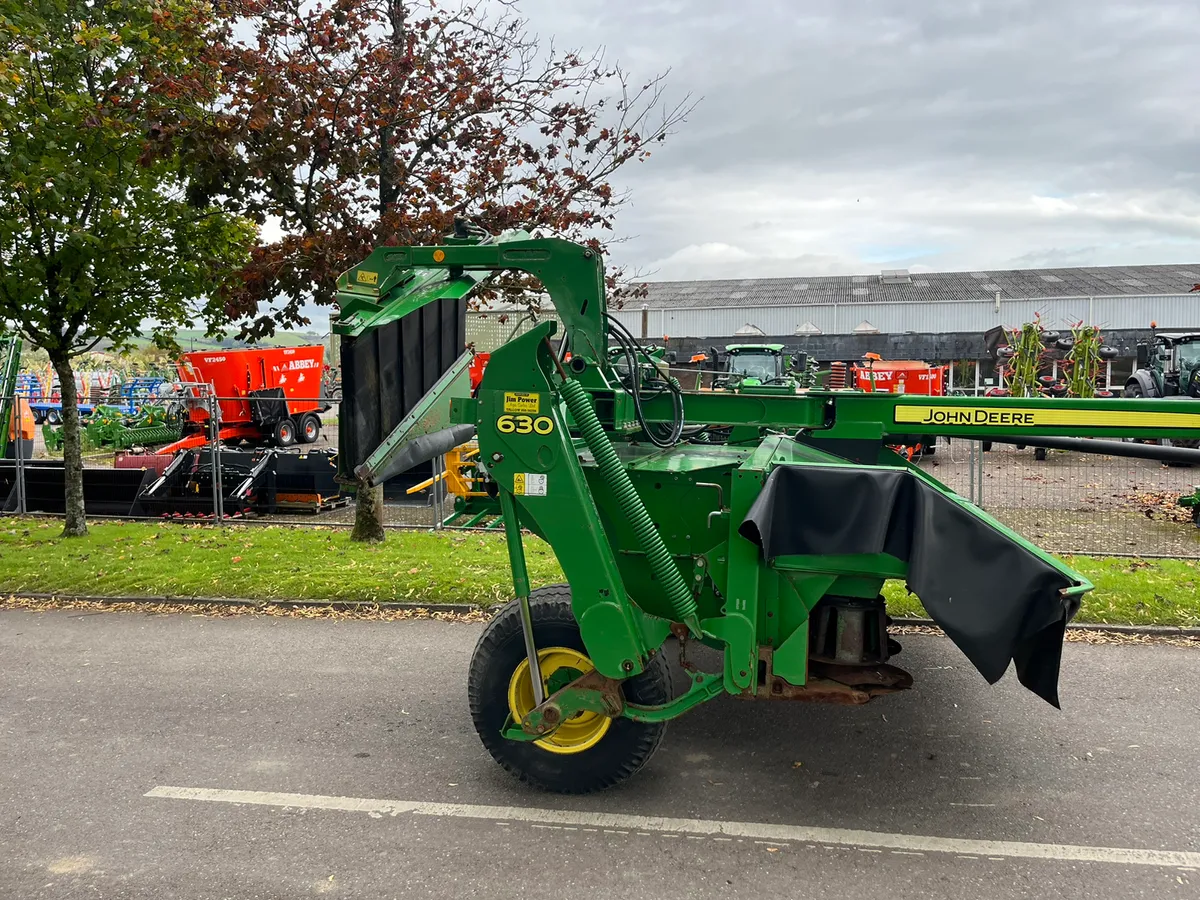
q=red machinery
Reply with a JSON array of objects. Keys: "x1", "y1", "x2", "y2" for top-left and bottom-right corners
[
  {"x1": 468, "y1": 352, "x2": 490, "y2": 393},
  {"x1": 853, "y1": 357, "x2": 949, "y2": 458},
  {"x1": 157, "y1": 345, "x2": 332, "y2": 455},
  {"x1": 853, "y1": 357, "x2": 947, "y2": 396}
]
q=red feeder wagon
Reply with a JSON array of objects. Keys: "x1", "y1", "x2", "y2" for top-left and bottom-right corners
[
  {"x1": 852, "y1": 356, "x2": 949, "y2": 458},
  {"x1": 157, "y1": 346, "x2": 333, "y2": 455}
]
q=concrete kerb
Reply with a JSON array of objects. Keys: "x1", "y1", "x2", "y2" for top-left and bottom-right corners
[
  {"x1": 3, "y1": 593, "x2": 1200, "y2": 638},
  {"x1": 3, "y1": 592, "x2": 479, "y2": 615}
]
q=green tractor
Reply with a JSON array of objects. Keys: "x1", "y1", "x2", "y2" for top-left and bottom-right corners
[
  {"x1": 1125, "y1": 332, "x2": 1200, "y2": 400},
  {"x1": 1125, "y1": 332, "x2": 1200, "y2": 459},
  {"x1": 712, "y1": 344, "x2": 807, "y2": 392}
]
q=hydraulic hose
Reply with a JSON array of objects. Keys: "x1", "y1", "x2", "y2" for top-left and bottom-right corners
[{"x1": 558, "y1": 377, "x2": 702, "y2": 636}]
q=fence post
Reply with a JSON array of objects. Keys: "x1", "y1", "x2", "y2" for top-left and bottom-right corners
[
  {"x1": 14, "y1": 399, "x2": 26, "y2": 515},
  {"x1": 968, "y1": 440, "x2": 976, "y2": 505},
  {"x1": 976, "y1": 441, "x2": 984, "y2": 508},
  {"x1": 433, "y1": 454, "x2": 445, "y2": 529},
  {"x1": 208, "y1": 392, "x2": 224, "y2": 524}
]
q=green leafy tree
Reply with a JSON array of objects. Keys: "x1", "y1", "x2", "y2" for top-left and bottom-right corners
[{"x1": 0, "y1": 0, "x2": 255, "y2": 535}]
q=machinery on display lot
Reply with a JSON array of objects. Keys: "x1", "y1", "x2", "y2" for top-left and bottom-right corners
[
  {"x1": 711, "y1": 344, "x2": 798, "y2": 390},
  {"x1": 333, "y1": 228, "x2": 1200, "y2": 795},
  {"x1": 156, "y1": 346, "x2": 334, "y2": 454},
  {"x1": 1, "y1": 332, "x2": 30, "y2": 460},
  {"x1": 1126, "y1": 332, "x2": 1200, "y2": 401},
  {"x1": 42, "y1": 402, "x2": 183, "y2": 453},
  {"x1": 852, "y1": 356, "x2": 947, "y2": 458}
]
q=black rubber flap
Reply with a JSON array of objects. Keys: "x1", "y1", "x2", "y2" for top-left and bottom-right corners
[
  {"x1": 738, "y1": 465, "x2": 1080, "y2": 706},
  {"x1": 339, "y1": 296, "x2": 465, "y2": 479}
]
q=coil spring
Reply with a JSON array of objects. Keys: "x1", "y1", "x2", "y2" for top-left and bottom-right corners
[
  {"x1": 829, "y1": 361, "x2": 848, "y2": 389},
  {"x1": 558, "y1": 378, "x2": 700, "y2": 634}
]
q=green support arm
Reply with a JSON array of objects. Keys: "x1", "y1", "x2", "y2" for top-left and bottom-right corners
[{"x1": 334, "y1": 234, "x2": 611, "y2": 366}]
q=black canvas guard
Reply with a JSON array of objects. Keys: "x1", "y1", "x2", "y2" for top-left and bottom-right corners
[{"x1": 738, "y1": 465, "x2": 1081, "y2": 707}]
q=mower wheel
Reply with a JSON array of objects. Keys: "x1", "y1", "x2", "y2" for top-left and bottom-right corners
[
  {"x1": 1034, "y1": 447, "x2": 1047, "y2": 461},
  {"x1": 468, "y1": 584, "x2": 672, "y2": 794},
  {"x1": 273, "y1": 418, "x2": 297, "y2": 447},
  {"x1": 299, "y1": 413, "x2": 321, "y2": 443},
  {"x1": 981, "y1": 441, "x2": 993, "y2": 452}
]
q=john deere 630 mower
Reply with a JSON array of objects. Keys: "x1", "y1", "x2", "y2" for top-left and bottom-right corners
[{"x1": 334, "y1": 228, "x2": 1200, "y2": 794}]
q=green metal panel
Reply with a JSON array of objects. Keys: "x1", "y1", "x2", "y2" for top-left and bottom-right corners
[
  {"x1": 0, "y1": 333, "x2": 22, "y2": 459},
  {"x1": 335, "y1": 235, "x2": 1200, "y2": 749}
]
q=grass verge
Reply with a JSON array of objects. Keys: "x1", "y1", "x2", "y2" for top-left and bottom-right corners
[{"x1": 2, "y1": 518, "x2": 1199, "y2": 627}]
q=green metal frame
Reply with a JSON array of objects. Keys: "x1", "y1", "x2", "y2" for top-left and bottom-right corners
[
  {"x1": 334, "y1": 235, "x2": 1200, "y2": 742},
  {"x1": 0, "y1": 333, "x2": 22, "y2": 460}
]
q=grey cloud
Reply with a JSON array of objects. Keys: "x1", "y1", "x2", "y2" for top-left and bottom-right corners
[{"x1": 510, "y1": 0, "x2": 1200, "y2": 281}]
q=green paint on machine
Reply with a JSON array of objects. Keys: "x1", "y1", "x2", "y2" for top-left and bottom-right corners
[{"x1": 333, "y1": 231, "x2": 1200, "y2": 795}]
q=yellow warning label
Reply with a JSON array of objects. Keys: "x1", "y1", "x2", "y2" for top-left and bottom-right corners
[
  {"x1": 894, "y1": 405, "x2": 1200, "y2": 429},
  {"x1": 513, "y1": 473, "x2": 547, "y2": 497},
  {"x1": 356, "y1": 269, "x2": 379, "y2": 285},
  {"x1": 503, "y1": 392, "x2": 540, "y2": 414}
]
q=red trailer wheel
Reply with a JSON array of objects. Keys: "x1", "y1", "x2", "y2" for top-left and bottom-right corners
[
  {"x1": 299, "y1": 413, "x2": 320, "y2": 443},
  {"x1": 274, "y1": 418, "x2": 297, "y2": 447}
]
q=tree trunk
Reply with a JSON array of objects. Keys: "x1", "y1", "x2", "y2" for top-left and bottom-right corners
[
  {"x1": 51, "y1": 355, "x2": 87, "y2": 537},
  {"x1": 351, "y1": 475, "x2": 386, "y2": 543},
  {"x1": 349, "y1": 0, "x2": 409, "y2": 546}
]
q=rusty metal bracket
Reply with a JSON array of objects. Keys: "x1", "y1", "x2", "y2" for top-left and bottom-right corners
[
  {"x1": 742, "y1": 648, "x2": 914, "y2": 705},
  {"x1": 503, "y1": 668, "x2": 626, "y2": 742}
]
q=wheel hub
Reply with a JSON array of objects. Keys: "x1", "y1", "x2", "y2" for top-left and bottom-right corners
[{"x1": 507, "y1": 647, "x2": 611, "y2": 754}]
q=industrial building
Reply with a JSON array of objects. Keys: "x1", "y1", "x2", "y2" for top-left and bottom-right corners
[{"x1": 607, "y1": 263, "x2": 1200, "y2": 392}]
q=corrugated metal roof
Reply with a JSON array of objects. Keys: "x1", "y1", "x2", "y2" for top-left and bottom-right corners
[{"x1": 638, "y1": 264, "x2": 1200, "y2": 309}]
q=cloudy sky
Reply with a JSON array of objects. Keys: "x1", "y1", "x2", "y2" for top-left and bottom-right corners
[{"x1": 518, "y1": 0, "x2": 1200, "y2": 282}]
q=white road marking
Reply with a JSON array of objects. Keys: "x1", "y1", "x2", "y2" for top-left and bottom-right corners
[{"x1": 144, "y1": 786, "x2": 1200, "y2": 870}]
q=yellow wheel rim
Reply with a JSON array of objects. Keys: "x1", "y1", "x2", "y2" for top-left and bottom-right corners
[{"x1": 507, "y1": 647, "x2": 612, "y2": 755}]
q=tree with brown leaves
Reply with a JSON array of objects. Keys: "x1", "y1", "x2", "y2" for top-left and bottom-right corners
[{"x1": 200, "y1": 0, "x2": 692, "y2": 540}]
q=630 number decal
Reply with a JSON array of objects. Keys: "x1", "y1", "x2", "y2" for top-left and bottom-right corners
[{"x1": 496, "y1": 414, "x2": 554, "y2": 435}]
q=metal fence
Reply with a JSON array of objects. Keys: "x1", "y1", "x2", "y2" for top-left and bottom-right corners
[
  {"x1": 4, "y1": 391, "x2": 1200, "y2": 557},
  {"x1": 917, "y1": 439, "x2": 1200, "y2": 558}
]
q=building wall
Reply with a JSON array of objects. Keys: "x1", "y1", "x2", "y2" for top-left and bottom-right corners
[{"x1": 612, "y1": 294, "x2": 1200, "y2": 339}]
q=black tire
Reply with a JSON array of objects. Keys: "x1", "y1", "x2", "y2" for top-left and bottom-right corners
[
  {"x1": 468, "y1": 585, "x2": 672, "y2": 794},
  {"x1": 47, "y1": 409, "x2": 62, "y2": 425},
  {"x1": 981, "y1": 441, "x2": 993, "y2": 452},
  {"x1": 299, "y1": 413, "x2": 321, "y2": 444},
  {"x1": 1123, "y1": 381, "x2": 1144, "y2": 399},
  {"x1": 273, "y1": 418, "x2": 297, "y2": 447},
  {"x1": 1034, "y1": 447, "x2": 1047, "y2": 461},
  {"x1": 32, "y1": 410, "x2": 45, "y2": 425},
  {"x1": 1056, "y1": 337, "x2": 1074, "y2": 351}
]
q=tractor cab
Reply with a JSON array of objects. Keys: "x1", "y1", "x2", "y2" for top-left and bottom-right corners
[
  {"x1": 715, "y1": 344, "x2": 798, "y2": 392},
  {"x1": 1130, "y1": 333, "x2": 1200, "y2": 398}
]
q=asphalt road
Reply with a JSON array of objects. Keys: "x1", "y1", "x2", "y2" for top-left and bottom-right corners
[{"x1": 2, "y1": 609, "x2": 1199, "y2": 900}]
